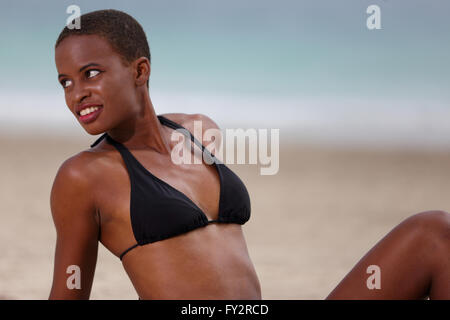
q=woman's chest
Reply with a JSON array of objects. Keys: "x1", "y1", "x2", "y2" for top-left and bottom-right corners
[{"x1": 93, "y1": 157, "x2": 222, "y2": 229}]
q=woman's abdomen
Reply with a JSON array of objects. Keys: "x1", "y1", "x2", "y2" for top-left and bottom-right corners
[{"x1": 122, "y1": 223, "x2": 261, "y2": 299}]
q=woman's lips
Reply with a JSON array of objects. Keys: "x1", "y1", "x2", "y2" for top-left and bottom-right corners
[{"x1": 78, "y1": 106, "x2": 103, "y2": 124}]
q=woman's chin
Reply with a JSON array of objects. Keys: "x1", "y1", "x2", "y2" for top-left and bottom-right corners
[{"x1": 82, "y1": 125, "x2": 106, "y2": 136}]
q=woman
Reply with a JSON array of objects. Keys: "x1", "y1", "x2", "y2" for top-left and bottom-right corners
[
  {"x1": 49, "y1": 9, "x2": 261, "y2": 299},
  {"x1": 50, "y1": 9, "x2": 449, "y2": 300}
]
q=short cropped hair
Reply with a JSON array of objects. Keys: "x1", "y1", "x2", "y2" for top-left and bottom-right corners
[{"x1": 55, "y1": 9, "x2": 151, "y2": 87}]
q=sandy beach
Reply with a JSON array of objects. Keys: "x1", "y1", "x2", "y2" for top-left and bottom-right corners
[{"x1": 1, "y1": 133, "x2": 450, "y2": 299}]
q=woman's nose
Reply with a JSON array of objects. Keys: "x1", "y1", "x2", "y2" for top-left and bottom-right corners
[{"x1": 72, "y1": 83, "x2": 91, "y2": 104}]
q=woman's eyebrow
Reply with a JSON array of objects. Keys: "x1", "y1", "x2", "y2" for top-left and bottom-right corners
[{"x1": 58, "y1": 62, "x2": 102, "y2": 79}]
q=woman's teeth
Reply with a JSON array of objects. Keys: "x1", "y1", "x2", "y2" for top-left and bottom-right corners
[{"x1": 80, "y1": 106, "x2": 100, "y2": 116}]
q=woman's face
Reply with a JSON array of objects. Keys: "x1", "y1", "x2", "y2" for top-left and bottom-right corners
[{"x1": 55, "y1": 34, "x2": 138, "y2": 135}]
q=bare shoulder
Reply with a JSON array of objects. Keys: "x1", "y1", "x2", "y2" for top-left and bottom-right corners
[
  {"x1": 53, "y1": 149, "x2": 105, "y2": 184},
  {"x1": 160, "y1": 113, "x2": 222, "y2": 148},
  {"x1": 51, "y1": 153, "x2": 91, "y2": 211},
  {"x1": 160, "y1": 112, "x2": 220, "y2": 131},
  {"x1": 53, "y1": 152, "x2": 92, "y2": 187},
  {"x1": 50, "y1": 150, "x2": 108, "y2": 217}
]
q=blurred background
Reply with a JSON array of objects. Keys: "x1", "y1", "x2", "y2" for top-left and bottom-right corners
[{"x1": 0, "y1": 0, "x2": 449, "y2": 299}]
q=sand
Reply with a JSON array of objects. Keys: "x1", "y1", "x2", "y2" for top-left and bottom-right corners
[{"x1": 1, "y1": 133, "x2": 450, "y2": 299}]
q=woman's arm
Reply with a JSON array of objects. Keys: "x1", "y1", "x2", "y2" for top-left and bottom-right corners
[{"x1": 48, "y1": 155, "x2": 100, "y2": 299}]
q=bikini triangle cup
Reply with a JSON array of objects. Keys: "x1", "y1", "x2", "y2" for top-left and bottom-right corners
[{"x1": 90, "y1": 115, "x2": 251, "y2": 260}]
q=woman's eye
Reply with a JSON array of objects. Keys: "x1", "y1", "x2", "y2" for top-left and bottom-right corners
[
  {"x1": 61, "y1": 79, "x2": 72, "y2": 88},
  {"x1": 86, "y1": 69, "x2": 101, "y2": 78}
]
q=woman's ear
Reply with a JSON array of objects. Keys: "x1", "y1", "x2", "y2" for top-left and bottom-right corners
[{"x1": 133, "y1": 57, "x2": 151, "y2": 87}]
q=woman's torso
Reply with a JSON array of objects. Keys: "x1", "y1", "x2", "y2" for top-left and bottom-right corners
[{"x1": 83, "y1": 113, "x2": 261, "y2": 299}]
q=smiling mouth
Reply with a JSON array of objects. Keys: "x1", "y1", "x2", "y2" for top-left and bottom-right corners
[
  {"x1": 78, "y1": 105, "x2": 104, "y2": 124},
  {"x1": 78, "y1": 105, "x2": 102, "y2": 116}
]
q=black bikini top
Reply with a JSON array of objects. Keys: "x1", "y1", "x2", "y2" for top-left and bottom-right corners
[{"x1": 90, "y1": 115, "x2": 251, "y2": 260}]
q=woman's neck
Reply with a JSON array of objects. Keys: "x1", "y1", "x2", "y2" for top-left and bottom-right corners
[{"x1": 106, "y1": 91, "x2": 172, "y2": 155}]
